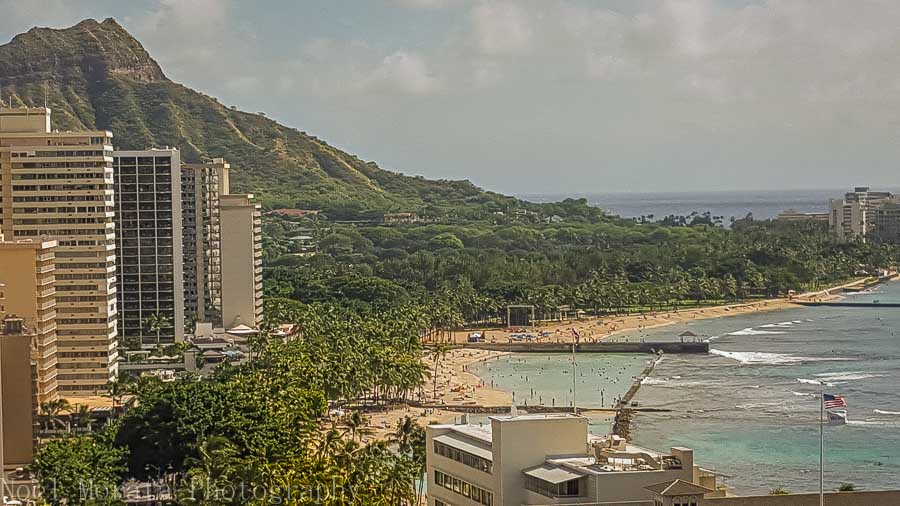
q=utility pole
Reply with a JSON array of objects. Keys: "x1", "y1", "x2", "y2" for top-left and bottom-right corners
[
  {"x1": 0, "y1": 335, "x2": 6, "y2": 500},
  {"x1": 820, "y1": 387, "x2": 824, "y2": 506},
  {"x1": 571, "y1": 343, "x2": 577, "y2": 415}
]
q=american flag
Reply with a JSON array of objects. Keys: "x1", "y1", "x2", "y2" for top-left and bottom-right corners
[{"x1": 824, "y1": 393, "x2": 847, "y2": 409}]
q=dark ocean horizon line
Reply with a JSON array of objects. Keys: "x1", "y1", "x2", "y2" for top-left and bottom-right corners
[{"x1": 515, "y1": 188, "x2": 900, "y2": 220}]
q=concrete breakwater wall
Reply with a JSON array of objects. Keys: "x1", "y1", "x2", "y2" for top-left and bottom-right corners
[
  {"x1": 612, "y1": 354, "x2": 661, "y2": 438},
  {"x1": 461, "y1": 342, "x2": 709, "y2": 354},
  {"x1": 409, "y1": 403, "x2": 670, "y2": 414},
  {"x1": 795, "y1": 301, "x2": 900, "y2": 308}
]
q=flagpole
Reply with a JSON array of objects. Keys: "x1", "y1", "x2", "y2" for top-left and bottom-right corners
[
  {"x1": 820, "y1": 387, "x2": 824, "y2": 506},
  {"x1": 572, "y1": 343, "x2": 577, "y2": 415}
]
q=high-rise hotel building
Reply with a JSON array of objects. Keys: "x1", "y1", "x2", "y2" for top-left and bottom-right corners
[
  {"x1": 112, "y1": 152, "x2": 262, "y2": 340},
  {"x1": 0, "y1": 235, "x2": 59, "y2": 404},
  {"x1": 0, "y1": 107, "x2": 118, "y2": 395},
  {"x1": 220, "y1": 192, "x2": 264, "y2": 330},
  {"x1": 112, "y1": 149, "x2": 185, "y2": 346},
  {"x1": 181, "y1": 160, "x2": 226, "y2": 328}
]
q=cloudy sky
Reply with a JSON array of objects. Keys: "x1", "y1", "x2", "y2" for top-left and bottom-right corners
[{"x1": 2, "y1": 0, "x2": 899, "y2": 195}]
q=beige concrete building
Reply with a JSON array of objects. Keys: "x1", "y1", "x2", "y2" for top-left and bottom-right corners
[
  {"x1": 426, "y1": 414, "x2": 719, "y2": 506},
  {"x1": 873, "y1": 202, "x2": 900, "y2": 244},
  {"x1": 0, "y1": 107, "x2": 118, "y2": 395},
  {"x1": 775, "y1": 210, "x2": 829, "y2": 223},
  {"x1": 220, "y1": 193, "x2": 263, "y2": 330},
  {"x1": 0, "y1": 315, "x2": 38, "y2": 470},
  {"x1": 0, "y1": 237, "x2": 58, "y2": 403},
  {"x1": 181, "y1": 159, "x2": 226, "y2": 329},
  {"x1": 829, "y1": 187, "x2": 899, "y2": 242},
  {"x1": 112, "y1": 149, "x2": 185, "y2": 346}
]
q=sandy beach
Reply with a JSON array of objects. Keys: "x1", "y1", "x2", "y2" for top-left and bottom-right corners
[
  {"x1": 427, "y1": 277, "x2": 877, "y2": 347},
  {"x1": 364, "y1": 348, "x2": 511, "y2": 439}
]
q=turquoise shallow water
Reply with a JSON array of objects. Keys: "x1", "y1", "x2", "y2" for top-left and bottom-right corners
[
  {"x1": 472, "y1": 282, "x2": 900, "y2": 495},
  {"x1": 469, "y1": 353, "x2": 649, "y2": 410}
]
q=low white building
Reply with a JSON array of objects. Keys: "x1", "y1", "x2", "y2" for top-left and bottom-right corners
[{"x1": 426, "y1": 413, "x2": 720, "y2": 506}]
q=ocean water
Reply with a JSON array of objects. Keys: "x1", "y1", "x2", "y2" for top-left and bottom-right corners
[
  {"x1": 521, "y1": 189, "x2": 845, "y2": 221},
  {"x1": 468, "y1": 353, "x2": 650, "y2": 431},
  {"x1": 471, "y1": 283, "x2": 900, "y2": 495},
  {"x1": 631, "y1": 283, "x2": 900, "y2": 494},
  {"x1": 469, "y1": 353, "x2": 649, "y2": 410}
]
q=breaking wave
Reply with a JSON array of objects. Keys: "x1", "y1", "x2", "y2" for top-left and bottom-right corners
[
  {"x1": 873, "y1": 409, "x2": 900, "y2": 415},
  {"x1": 727, "y1": 327, "x2": 786, "y2": 336},
  {"x1": 813, "y1": 371, "x2": 887, "y2": 382},
  {"x1": 711, "y1": 349, "x2": 850, "y2": 365}
]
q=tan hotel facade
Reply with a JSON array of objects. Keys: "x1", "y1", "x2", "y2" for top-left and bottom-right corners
[
  {"x1": 220, "y1": 192, "x2": 264, "y2": 329},
  {"x1": 0, "y1": 237, "x2": 59, "y2": 403},
  {"x1": 0, "y1": 107, "x2": 118, "y2": 395},
  {"x1": 0, "y1": 315, "x2": 38, "y2": 471}
]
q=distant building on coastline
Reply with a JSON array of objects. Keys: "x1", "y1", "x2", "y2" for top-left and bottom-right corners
[
  {"x1": 873, "y1": 202, "x2": 900, "y2": 244},
  {"x1": 829, "y1": 187, "x2": 900, "y2": 242},
  {"x1": 775, "y1": 209, "x2": 829, "y2": 223},
  {"x1": 425, "y1": 413, "x2": 720, "y2": 506}
]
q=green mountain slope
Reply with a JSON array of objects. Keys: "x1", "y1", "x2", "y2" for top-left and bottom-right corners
[{"x1": 0, "y1": 18, "x2": 526, "y2": 217}]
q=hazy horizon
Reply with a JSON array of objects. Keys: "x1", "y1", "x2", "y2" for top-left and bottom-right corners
[{"x1": 3, "y1": 0, "x2": 900, "y2": 194}]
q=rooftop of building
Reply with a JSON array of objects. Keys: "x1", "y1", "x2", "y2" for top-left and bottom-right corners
[
  {"x1": 114, "y1": 147, "x2": 179, "y2": 155},
  {"x1": 489, "y1": 412, "x2": 585, "y2": 422},
  {"x1": 0, "y1": 237, "x2": 58, "y2": 249},
  {"x1": 430, "y1": 415, "x2": 690, "y2": 475},
  {"x1": 645, "y1": 479, "x2": 714, "y2": 497}
]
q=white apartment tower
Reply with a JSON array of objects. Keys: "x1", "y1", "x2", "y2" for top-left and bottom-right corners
[
  {"x1": 830, "y1": 186, "x2": 898, "y2": 242},
  {"x1": 0, "y1": 107, "x2": 118, "y2": 395},
  {"x1": 181, "y1": 160, "x2": 226, "y2": 329},
  {"x1": 112, "y1": 149, "x2": 185, "y2": 347}
]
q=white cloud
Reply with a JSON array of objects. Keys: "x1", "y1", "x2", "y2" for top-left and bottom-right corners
[
  {"x1": 133, "y1": 0, "x2": 229, "y2": 60},
  {"x1": 392, "y1": 0, "x2": 462, "y2": 8},
  {"x1": 6, "y1": 0, "x2": 900, "y2": 192},
  {"x1": 472, "y1": 1, "x2": 533, "y2": 55},
  {"x1": 361, "y1": 50, "x2": 442, "y2": 95},
  {"x1": 0, "y1": 0, "x2": 83, "y2": 37}
]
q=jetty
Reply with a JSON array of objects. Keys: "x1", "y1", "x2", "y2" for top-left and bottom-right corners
[
  {"x1": 408, "y1": 403, "x2": 671, "y2": 415},
  {"x1": 459, "y1": 341, "x2": 708, "y2": 354},
  {"x1": 794, "y1": 301, "x2": 900, "y2": 308}
]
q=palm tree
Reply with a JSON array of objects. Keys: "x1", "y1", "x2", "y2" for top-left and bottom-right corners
[
  {"x1": 430, "y1": 344, "x2": 450, "y2": 401},
  {"x1": 143, "y1": 313, "x2": 173, "y2": 348},
  {"x1": 71, "y1": 404, "x2": 93, "y2": 433},
  {"x1": 104, "y1": 377, "x2": 135, "y2": 416},
  {"x1": 344, "y1": 411, "x2": 373, "y2": 442},
  {"x1": 39, "y1": 399, "x2": 71, "y2": 433},
  {"x1": 392, "y1": 417, "x2": 426, "y2": 504}
]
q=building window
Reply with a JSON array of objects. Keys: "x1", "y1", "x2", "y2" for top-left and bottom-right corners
[
  {"x1": 524, "y1": 476, "x2": 582, "y2": 498},
  {"x1": 433, "y1": 470, "x2": 491, "y2": 506},
  {"x1": 433, "y1": 441, "x2": 492, "y2": 474}
]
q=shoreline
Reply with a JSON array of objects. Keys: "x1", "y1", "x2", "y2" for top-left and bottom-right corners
[
  {"x1": 365, "y1": 276, "x2": 884, "y2": 438},
  {"x1": 435, "y1": 277, "x2": 875, "y2": 347}
]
